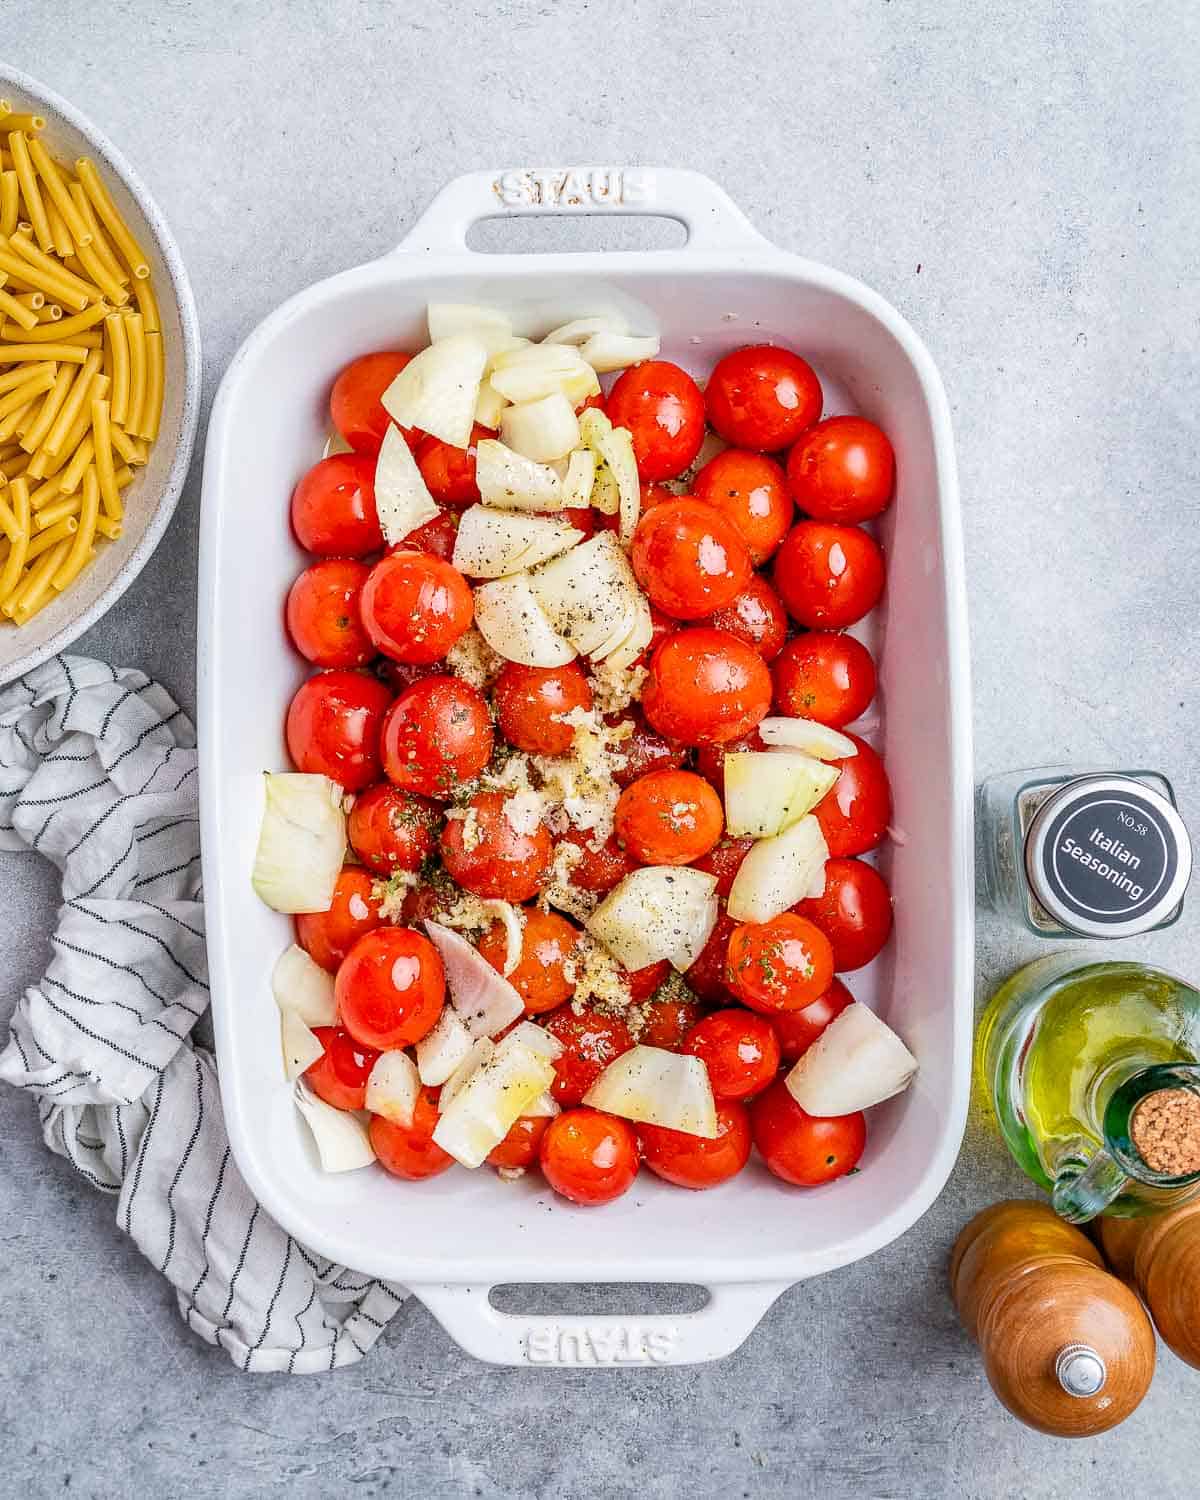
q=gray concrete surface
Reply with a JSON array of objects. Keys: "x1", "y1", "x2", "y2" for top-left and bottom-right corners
[{"x1": 2, "y1": 1, "x2": 1199, "y2": 1495}]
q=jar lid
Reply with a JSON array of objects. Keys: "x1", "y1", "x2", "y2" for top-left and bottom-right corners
[{"x1": 1025, "y1": 776, "x2": 1192, "y2": 938}]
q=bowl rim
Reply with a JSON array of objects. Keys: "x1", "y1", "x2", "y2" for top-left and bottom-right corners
[{"x1": 0, "y1": 63, "x2": 201, "y2": 685}]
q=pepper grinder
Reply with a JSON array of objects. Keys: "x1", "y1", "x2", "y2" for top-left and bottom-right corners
[{"x1": 1098, "y1": 1202, "x2": 1200, "y2": 1369}]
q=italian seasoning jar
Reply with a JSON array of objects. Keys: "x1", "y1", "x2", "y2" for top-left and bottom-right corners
[{"x1": 977, "y1": 768, "x2": 1192, "y2": 939}]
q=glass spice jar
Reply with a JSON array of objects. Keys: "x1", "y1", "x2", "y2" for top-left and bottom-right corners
[{"x1": 977, "y1": 767, "x2": 1192, "y2": 939}]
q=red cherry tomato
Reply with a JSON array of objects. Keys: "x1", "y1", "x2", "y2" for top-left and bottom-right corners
[
  {"x1": 773, "y1": 977, "x2": 856, "y2": 1062},
  {"x1": 330, "y1": 351, "x2": 414, "y2": 455},
  {"x1": 693, "y1": 729, "x2": 766, "y2": 800},
  {"x1": 359, "y1": 550, "x2": 473, "y2": 665},
  {"x1": 335, "y1": 926, "x2": 445, "y2": 1050},
  {"x1": 606, "y1": 360, "x2": 706, "y2": 481},
  {"x1": 416, "y1": 422, "x2": 493, "y2": 508},
  {"x1": 813, "y1": 734, "x2": 892, "y2": 856},
  {"x1": 614, "y1": 768, "x2": 724, "y2": 866},
  {"x1": 440, "y1": 789, "x2": 552, "y2": 902},
  {"x1": 487, "y1": 1114, "x2": 551, "y2": 1171},
  {"x1": 771, "y1": 632, "x2": 877, "y2": 726},
  {"x1": 561, "y1": 826, "x2": 639, "y2": 893},
  {"x1": 370, "y1": 1088, "x2": 454, "y2": 1180},
  {"x1": 539, "y1": 1107, "x2": 640, "y2": 1205},
  {"x1": 284, "y1": 669, "x2": 392, "y2": 791},
  {"x1": 685, "y1": 907, "x2": 738, "y2": 1003},
  {"x1": 627, "y1": 958, "x2": 671, "y2": 1001},
  {"x1": 751, "y1": 1079, "x2": 866, "y2": 1186},
  {"x1": 291, "y1": 453, "x2": 383, "y2": 556},
  {"x1": 690, "y1": 835, "x2": 754, "y2": 898},
  {"x1": 294, "y1": 866, "x2": 383, "y2": 973},
  {"x1": 493, "y1": 660, "x2": 592, "y2": 755},
  {"x1": 640, "y1": 1100, "x2": 752, "y2": 1189},
  {"x1": 401, "y1": 507, "x2": 459, "y2": 562},
  {"x1": 577, "y1": 392, "x2": 607, "y2": 416},
  {"x1": 285, "y1": 559, "x2": 374, "y2": 668},
  {"x1": 639, "y1": 482, "x2": 677, "y2": 512},
  {"x1": 691, "y1": 449, "x2": 793, "y2": 563},
  {"x1": 786, "y1": 415, "x2": 895, "y2": 523},
  {"x1": 543, "y1": 1006, "x2": 634, "y2": 1107},
  {"x1": 374, "y1": 658, "x2": 439, "y2": 695},
  {"x1": 705, "y1": 345, "x2": 822, "y2": 453},
  {"x1": 639, "y1": 995, "x2": 702, "y2": 1050},
  {"x1": 793, "y1": 857, "x2": 893, "y2": 971},
  {"x1": 478, "y1": 906, "x2": 580, "y2": 1015},
  {"x1": 305, "y1": 1026, "x2": 379, "y2": 1112},
  {"x1": 642, "y1": 627, "x2": 772, "y2": 747},
  {"x1": 609, "y1": 710, "x2": 687, "y2": 789},
  {"x1": 774, "y1": 522, "x2": 885, "y2": 629},
  {"x1": 634, "y1": 605, "x2": 679, "y2": 669},
  {"x1": 704, "y1": 574, "x2": 788, "y2": 661},
  {"x1": 347, "y1": 783, "x2": 438, "y2": 875},
  {"x1": 630, "y1": 497, "x2": 753, "y2": 620},
  {"x1": 726, "y1": 913, "x2": 835, "y2": 1013},
  {"x1": 684, "y1": 1008, "x2": 780, "y2": 1100},
  {"x1": 381, "y1": 675, "x2": 493, "y2": 797}
]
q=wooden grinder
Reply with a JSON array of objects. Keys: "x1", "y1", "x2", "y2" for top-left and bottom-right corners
[
  {"x1": 1098, "y1": 1202, "x2": 1200, "y2": 1369},
  {"x1": 951, "y1": 1201, "x2": 1157, "y2": 1437}
]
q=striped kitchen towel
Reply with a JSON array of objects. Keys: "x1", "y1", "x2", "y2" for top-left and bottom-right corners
[{"x1": 0, "y1": 656, "x2": 409, "y2": 1372}]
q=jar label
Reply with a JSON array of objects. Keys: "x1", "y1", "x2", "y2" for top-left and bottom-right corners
[{"x1": 1038, "y1": 787, "x2": 1179, "y2": 926}]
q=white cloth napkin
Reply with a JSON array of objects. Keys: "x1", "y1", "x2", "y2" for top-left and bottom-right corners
[{"x1": 0, "y1": 655, "x2": 409, "y2": 1372}]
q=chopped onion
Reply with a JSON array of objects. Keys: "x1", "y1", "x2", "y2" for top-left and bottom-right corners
[
  {"x1": 579, "y1": 331, "x2": 661, "y2": 373},
  {"x1": 416, "y1": 1003, "x2": 474, "y2": 1087},
  {"x1": 724, "y1": 751, "x2": 839, "y2": 838},
  {"x1": 322, "y1": 430, "x2": 353, "y2": 458},
  {"x1": 271, "y1": 943, "x2": 337, "y2": 1027},
  {"x1": 475, "y1": 438, "x2": 565, "y2": 511},
  {"x1": 500, "y1": 392, "x2": 581, "y2": 463},
  {"x1": 586, "y1": 866, "x2": 718, "y2": 972},
  {"x1": 474, "y1": 377, "x2": 509, "y2": 430},
  {"x1": 542, "y1": 314, "x2": 627, "y2": 346},
  {"x1": 427, "y1": 301, "x2": 514, "y2": 354},
  {"x1": 281, "y1": 1012, "x2": 324, "y2": 1082},
  {"x1": 374, "y1": 423, "x2": 439, "y2": 546},
  {"x1": 561, "y1": 447, "x2": 596, "y2": 507},
  {"x1": 489, "y1": 344, "x2": 599, "y2": 405},
  {"x1": 432, "y1": 1033, "x2": 557, "y2": 1168},
  {"x1": 452, "y1": 506, "x2": 582, "y2": 579},
  {"x1": 527, "y1": 533, "x2": 645, "y2": 658},
  {"x1": 423, "y1": 920, "x2": 525, "y2": 1037},
  {"x1": 583, "y1": 1045, "x2": 718, "y2": 1138},
  {"x1": 502, "y1": 1020, "x2": 563, "y2": 1062},
  {"x1": 476, "y1": 899, "x2": 524, "y2": 976},
  {"x1": 726, "y1": 814, "x2": 829, "y2": 923},
  {"x1": 294, "y1": 1082, "x2": 375, "y2": 1172},
  {"x1": 758, "y1": 716, "x2": 859, "y2": 761},
  {"x1": 381, "y1": 334, "x2": 487, "y2": 449},
  {"x1": 604, "y1": 593, "x2": 654, "y2": 672},
  {"x1": 473, "y1": 573, "x2": 577, "y2": 666},
  {"x1": 524, "y1": 1091, "x2": 561, "y2": 1119},
  {"x1": 252, "y1": 773, "x2": 346, "y2": 914},
  {"x1": 440, "y1": 1037, "x2": 494, "y2": 1110},
  {"x1": 579, "y1": 409, "x2": 640, "y2": 543},
  {"x1": 785, "y1": 1002, "x2": 918, "y2": 1115},
  {"x1": 364, "y1": 1049, "x2": 420, "y2": 1128}
]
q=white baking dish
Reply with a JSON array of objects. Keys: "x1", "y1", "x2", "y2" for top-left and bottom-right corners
[{"x1": 198, "y1": 168, "x2": 972, "y2": 1367}]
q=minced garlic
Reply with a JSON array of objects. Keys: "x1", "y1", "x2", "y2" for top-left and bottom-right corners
[{"x1": 444, "y1": 627, "x2": 505, "y2": 691}]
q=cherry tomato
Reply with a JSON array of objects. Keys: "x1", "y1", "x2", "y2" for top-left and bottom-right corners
[
  {"x1": 773, "y1": 977, "x2": 856, "y2": 1062},
  {"x1": 685, "y1": 907, "x2": 737, "y2": 1003},
  {"x1": 539, "y1": 1107, "x2": 640, "y2": 1205},
  {"x1": 793, "y1": 857, "x2": 893, "y2": 971},
  {"x1": 726, "y1": 913, "x2": 835, "y2": 1013},
  {"x1": 478, "y1": 906, "x2": 580, "y2": 1015},
  {"x1": 563, "y1": 505, "x2": 597, "y2": 538},
  {"x1": 294, "y1": 866, "x2": 383, "y2": 973},
  {"x1": 285, "y1": 559, "x2": 374, "y2": 668},
  {"x1": 347, "y1": 783, "x2": 438, "y2": 874},
  {"x1": 606, "y1": 360, "x2": 706, "y2": 481},
  {"x1": 487, "y1": 1114, "x2": 551, "y2": 1171},
  {"x1": 639, "y1": 995, "x2": 702, "y2": 1050},
  {"x1": 642, "y1": 627, "x2": 772, "y2": 747},
  {"x1": 640, "y1": 1100, "x2": 752, "y2": 1189},
  {"x1": 774, "y1": 521, "x2": 885, "y2": 629},
  {"x1": 705, "y1": 345, "x2": 822, "y2": 452},
  {"x1": 359, "y1": 550, "x2": 473, "y2": 665},
  {"x1": 693, "y1": 729, "x2": 766, "y2": 800},
  {"x1": 304, "y1": 1026, "x2": 379, "y2": 1112},
  {"x1": 374, "y1": 658, "x2": 439, "y2": 695},
  {"x1": 416, "y1": 422, "x2": 493, "y2": 508},
  {"x1": 683, "y1": 1009, "x2": 780, "y2": 1100},
  {"x1": 627, "y1": 958, "x2": 671, "y2": 1002},
  {"x1": 751, "y1": 1079, "x2": 866, "y2": 1186},
  {"x1": 634, "y1": 605, "x2": 679, "y2": 669},
  {"x1": 691, "y1": 449, "x2": 793, "y2": 563},
  {"x1": 493, "y1": 660, "x2": 592, "y2": 755},
  {"x1": 381, "y1": 675, "x2": 493, "y2": 797},
  {"x1": 577, "y1": 392, "x2": 607, "y2": 416},
  {"x1": 630, "y1": 497, "x2": 752, "y2": 620},
  {"x1": 609, "y1": 710, "x2": 687, "y2": 789},
  {"x1": 285, "y1": 669, "x2": 392, "y2": 791},
  {"x1": 813, "y1": 734, "x2": 892, "y2": 856},
  {"x1": 771, "y1": 632, "x2": 877, "y2": 727},
  {"x1": 401, "y1": 507, "x2": 459, "y2": 562},
  {"x1": 330, "y1": 351, "x2": 414, "y2": 455},
  {"x1": 543, "y1": 1006, "x2": 634, "y2": 1106},
  {"x1": 614, "y1": 768, "x2": 723, "y2": 865},
  {"x1": 561, "y1": 826, "x2": 639, "y2": 893},
  {"x1": 335, "y1": 926, "x2": 445, "y2": 1050},
  {"x1": 786, "y1": 415, "x2": 895, "y2": 523},
  {"x1": 690, "y1": 835, "x2": 754, "y2": 898},
  {"x1": 640, "y1": 481, "x2": 677, "y2": 511},
  {"x1": 291, "y1": 452, "x2": 383, "y2": 557},
  {"x1": 704, "y1": 574, "x2": 788, "y2": 661},
  {"x1": 370, "y1": 1087, "x2": 454, "y2": 1180},
  {"x1": 440, "y1": 789, "x2": 552, "y2": 902}
]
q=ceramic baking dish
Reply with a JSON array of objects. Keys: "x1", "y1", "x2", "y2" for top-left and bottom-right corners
[{"x1": 198, "y1": 168, "x2": 972, "y2": 1367}]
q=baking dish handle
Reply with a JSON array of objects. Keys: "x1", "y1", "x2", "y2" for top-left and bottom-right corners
[
  {"x1": 394, "y1": 167, "x2": 770, "y2": 255},
  {"x1": 410, "y1": 1280, "x2": 791, "y2": 1366}
]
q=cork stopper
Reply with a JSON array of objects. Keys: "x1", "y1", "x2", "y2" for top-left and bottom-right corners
[{"x1": 1130, "y1": 1088, "x2": 1200, "y2": 1177}]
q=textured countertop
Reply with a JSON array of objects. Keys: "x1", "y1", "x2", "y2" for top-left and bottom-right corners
[{"x1": 2, "y1": 3, "x2": 1199, "y2": 1496}]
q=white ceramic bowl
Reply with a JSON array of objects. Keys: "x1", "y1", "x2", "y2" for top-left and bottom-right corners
[{"x1": 0, "y1": 65, "x2": 200, "y2": 685}]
